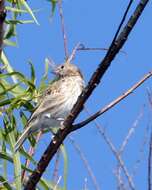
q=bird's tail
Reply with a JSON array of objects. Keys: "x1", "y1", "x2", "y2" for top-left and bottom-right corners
[{"x1": 14, "y1": 126, "x2": 31, "y2": 152}]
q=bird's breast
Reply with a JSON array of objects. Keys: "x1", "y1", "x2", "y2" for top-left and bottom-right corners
[{"x1": 58, "y1": 76, "x2": 84, "y2": 115}]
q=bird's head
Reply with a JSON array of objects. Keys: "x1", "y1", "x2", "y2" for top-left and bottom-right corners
[{"x1": 53, "y1": 63, "x2": 83, "y2": 78}]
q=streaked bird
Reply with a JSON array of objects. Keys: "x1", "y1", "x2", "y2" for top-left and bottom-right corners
[{"x1": 14, "y1": 62, "x2": 84, "y2": 152}]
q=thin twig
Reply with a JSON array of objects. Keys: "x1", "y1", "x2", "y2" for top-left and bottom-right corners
[
  {"x1": 148, "y1": 131, "x2": 152, "y2": 190},
  {"x1": 115, "y1": 167, "x2": 127, "y2": 190},
  {"x1": 21, "y1": 131, "x2": 42, "y2": 182},
  {"x1": 84, "y1": 107, "x2": 135, "y2": 190},
  {"x1": 72, "y1": 71, "x2": 152, "y2": 131},
  {"x1": 131, "y1": 124, "x2": 150, "y2": 178},
  {"x1": 53, "y1": 176, "x2": 62, "y2": 190},
  {"x1": 69, "y1": 136, "x2": 100, "y2": 190},
  {"x1": 83, "y1": 178, "x2": 88, "y2": 190},
  {"x1": 119, "y1": 108, "x2": 144, "y2": 153},
  {"x1": 147, "y1": 88, "x2": 152, "y2": 108},
  {"x1": 0, "y1": 0, "x2": 6, "y2": 57},
  {"x1": 77, "y1": 46, "x2": 127, "y2": 55},
  {"x1": 67, "y1": 42, "x2": 81, "y2": 63},
  {"x1": 116, "y1": 108, "x2": 144, "y2": 189},
  {"x1": 52, "y1": 150, "x2": 60, "y2": 183},
  {"x1": 58, "y1": 0, "x2": 68, "y2": 60},
  {"x1": 24, "y1": 1, "x2": 149, "y2": 189}
]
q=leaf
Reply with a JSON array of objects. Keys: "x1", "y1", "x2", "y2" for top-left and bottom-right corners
[
  {"x1": 1, "y1": 52, "x2": 17, "y2": 83},
  {"x1": 51, "y1": 0, "x2": 57, "y2": 16},
  {"x1": 4, "y1": 22, "x2": 16, "y2": 39},
  {"x1": 60, "y1": 145, "x2": 68, "y2": 190},
  {"x1": 0, "y1": 83, "x2": 21, "y2": 96},
  {"x1": 0, "y1": 99, "x2": 12, "y2": 107},
  {"x1": 5, "y1": 6, "x2": 28, "y2": 13},
  {"x1": 0, "y1": 152, "x2": 33, "y2": 172},
  {"x1": 5, "y1": 19, "x2": 34, "y2": 25},
  {"x1": 3, "y1": 115, "x2": 22, "y2": 190},
  {"x1": 28, "y1": 61, "x2": 36, "y2": 84},
  {"x1": 21, "y1": 0, "x2": 39, "y2": 25},
  {"x1": 0, "y1": 176, "x2": 12, "y2": 190},
  {"x1": 0, "y1": 79, "x2": 24, "y2": 96},
  {"x1": 0, "y1": 71, "x2": 36, "y2": 89},
  {"x1": 3, "y1": 39, "x2": 17, "y2": 47}
]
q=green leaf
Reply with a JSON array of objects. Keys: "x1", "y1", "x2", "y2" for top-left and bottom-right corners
[
  {"x1": 5, "y1": 19, "x2": 34, "y2": 25},
  {"x1": 20, "y1": 148, "x2": 37, "y2": 165},
  {"x1": 0, "y1": 176, "x2": 12, "y2": 190},
  {"x1": 0, "y1": 152, "x2": 33, "y2": 173},
  {"x1": 0, "y1": 72, "x2": 36, "y2": 89},
  {"x1": 0, "y1": 83, "x2": 21, "y2": 96},
  {"x1": 5, "y1": 6, "x2": 28, "y2": 13},
  {"x1": 60, "y1": 145, "x2": 68, "y2": 190},
  {"x1": 51, "y1": 0, "x2": 57, "y2": 16},
  {"x1": 28, "y1": 61, "x2": 36, "y2": 84},
  {"x1": 3, "y1": 39, "x2": 17, "y2": 47},
  {"x1": 0, "y1": 99, "x2": 12, "y2": 107},
  {"x1": 1, "y1": 52, "x2": 17, "y2": 83},
  {"x1": 4, "y1": 22, "x2": 16, "y2": 39},
  {"x1": 0, "y1": 79, "x2": 25, "y2": 96},
  {"x1": 3, "y1": 115, "x2": 22, "y2": 190},
  {"x1": 21, "y1": 0, "x2": 39, "y2": 25}
]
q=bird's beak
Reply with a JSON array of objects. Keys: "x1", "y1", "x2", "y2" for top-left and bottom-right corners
[{"x1": 51, "y1": 67, "x2": 59, "y2": 76}]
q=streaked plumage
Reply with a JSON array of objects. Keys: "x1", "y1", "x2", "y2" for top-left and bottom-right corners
[{"x1": 14, "y1": 63, "x2": 84, "y2": 152}]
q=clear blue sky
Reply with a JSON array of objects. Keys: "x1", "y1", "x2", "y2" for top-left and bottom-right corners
[{"x1": 5, "y1": 0, "x2": 152, "y2": 189}]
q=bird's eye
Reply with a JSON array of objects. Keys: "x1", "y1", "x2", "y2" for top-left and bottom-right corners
[{"x1": 61, "y1": 65, "x2": 64, "y2": 69}]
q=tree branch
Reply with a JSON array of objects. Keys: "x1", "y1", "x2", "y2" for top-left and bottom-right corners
[
  {"x1": 58, "y1": 0, "x2": 69, "y2": 60},
  {"x1": 0, "y1": 0, "x2": 6, "y2": 58},
  {"x1": 72, "y1": 71, "x2": 152, "y2": 131},
  {"x1": 24, "y1": 0, "x2": 149, "y2": 189}
]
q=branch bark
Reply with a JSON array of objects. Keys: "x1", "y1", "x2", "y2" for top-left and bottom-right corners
[
  {"x1": 0, "y1": 0, "x2": 6, "y2": 58},
  {"x1": 24, "y1": 0, "x2": 149, "y2": 189}
]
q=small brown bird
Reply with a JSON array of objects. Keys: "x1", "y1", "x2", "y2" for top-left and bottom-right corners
[{"x1": 14, "y1": 63, "x2": 84, "y2": 151}]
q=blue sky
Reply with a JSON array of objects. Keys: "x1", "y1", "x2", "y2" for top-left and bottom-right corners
[{"x1": 5, "y1": 0, "x2": 152, "y2": 189}]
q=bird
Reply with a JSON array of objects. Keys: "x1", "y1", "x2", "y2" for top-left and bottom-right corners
[{"x1": 14, "y1": 62, "x2": 84, "y2": 152}]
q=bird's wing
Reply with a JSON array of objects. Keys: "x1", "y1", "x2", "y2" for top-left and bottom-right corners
[{"x1": 27, "y1": 80, "x2": 64, "y2": 125}]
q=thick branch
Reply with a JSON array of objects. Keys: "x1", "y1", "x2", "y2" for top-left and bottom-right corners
[
  {"x1": 24, "y1": 0, "x2": 149, "y2": 189},
  {"x1": 0, "y1": 0, "x2": 6, "y2": 57},
  {"x1": 72, "y1": 71, "x2": 152, "y2": 131}
]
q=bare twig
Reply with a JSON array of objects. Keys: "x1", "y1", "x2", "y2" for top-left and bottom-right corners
[
  {"x1": 119, "y1": 108, "x2": 144, "y2": 153},
  {"x1": 58, "y1": 0, "x2": 68, "y2": 60},
  {"x1": 148, "y1": 131, "x2": 152, "y2": 190},
  {"x1": 72, "y1": 71, "x2": 152, "y2": 131},
  {"x1": 83, "y1": 178, "x2": 88, "y2": 190},
  {"x1": 115, "y1": 167, "x2": 126, "y2": 190},
  {"x1": 116, "y1": 108, "x2": 144, "y2": 189},
  {"x1": 96, "y1": 123, "x2": 135, "y2": 189},
  {"x1": 22, "y1": 131, "x2": 42, "y2": 182},
  {"x1": 53, "y1": 176, "x2": 62, "y2": 190},
  {"x1": 0, "y1": 0, "x2": 6, "y2": 57},
  {"x1": 131, "y1": 124, "x2": 150, "y2": 177},
  {"x1": 67, "y1": 42, "x2": 81, "y2": 63},
  {"x1": 84, "y1": 107, "x2": 135, "y2": 190},
  {"x1": 147, "y1": 88, "x2": 152, "y2": 108},
  {"x1": 69, "y1": 136, "x2": 100, "y2": 190},
  {"x1": 24, "y1": 1, "x2": 149, "y2": 189},
  {"x1": 52, "y1": 150, "x2": 60, "y2": 183},
  {"x1": 77, "y1": 46, "x2": 126, "y2": 55}
]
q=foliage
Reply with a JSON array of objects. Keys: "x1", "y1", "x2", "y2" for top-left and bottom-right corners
[{"x1": 0, "y1": 1, "x2": 65, "y2": 189}]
